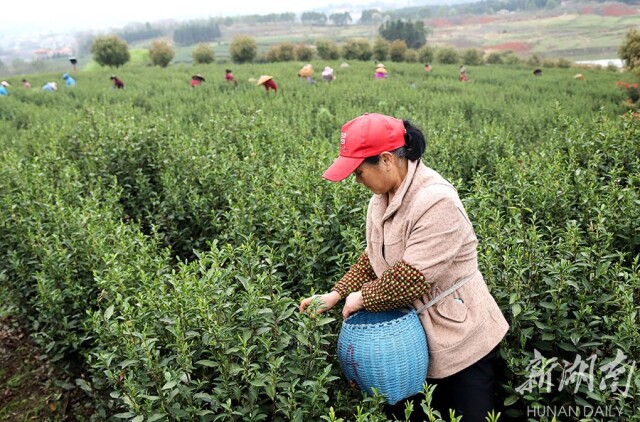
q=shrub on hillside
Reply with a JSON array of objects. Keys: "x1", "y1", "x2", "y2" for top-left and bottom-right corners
[
  {"x1": 436, "y1": 46, "x2": 459, "y2": 64},
  {"x1": 230, "y1": 35, "x2": 257, "y2": 64},
  {"x1": 502, "y1": 51, "x2": 522, "y2": 66},
  {"x1": 373, "y1": 37, "x2": 390, "y2": 62},
  {"x1": 316, "y1": 39, "x2": 340, "y2": 60},
  {"x1": 389, "y1": 39, "x2": 408, "y2": 62},
  {"x1": 149, "y1": 40, "x2": 175, "y2": 67},
  {"x1": 191, "y1": 43, "x2": 215, "y2": 64},
  {"x1": 462, "y1": 48, "x2": 484, "y2": 65},
  {"x1": 91, "y1": 35, "x2": 130, "y2": 68},
  {"x1": 405, "y1": 48, "x2": 418, "y2": 63},
  {"x1": 486, "y1": 52, "x2": 503, "y2": 64},
  {"x1": 295, "y1": 44, "x2": 314, "y2": 61},
  {"x1": 527, "y1": 53, "x2": 542, "y2": 66},
  {"x1": 619, "y1": 28, "x2": 640, "y2": 70},
  {"x1": 341, "y1": 38, "x2": 372, "y2": 61},
  {"x1": 418, "y1": 44, "x2": 435, "y2": 64},
  {"x1": 266, "y1": 42, "x2": 295, "y2": 62}
]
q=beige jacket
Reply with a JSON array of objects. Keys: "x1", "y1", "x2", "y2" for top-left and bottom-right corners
[{"x1": 365, "y1": 159, "x2": 509, "y2": 379}]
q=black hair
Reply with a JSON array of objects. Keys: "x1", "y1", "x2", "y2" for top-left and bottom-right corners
[{"x1": 363, "y1": 120, "x2": 427, "y2": 165}]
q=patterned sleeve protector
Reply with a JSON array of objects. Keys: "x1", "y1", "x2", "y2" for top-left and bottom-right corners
[
  {"x1": 361, "y1": 260, "x2": 430, "y2": 312},
  {"x1": 332, "y1": 252, "x2": 377, "y2": 298}
]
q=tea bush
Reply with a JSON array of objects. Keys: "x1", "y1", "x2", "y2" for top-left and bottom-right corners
[{"x1": 0, "y1": 61, "x2": 638, "y2": 421}]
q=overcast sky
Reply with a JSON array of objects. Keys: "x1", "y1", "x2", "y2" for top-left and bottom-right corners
[{"x1": 4, "y1": 0, "x2": 392, "y2": 35}]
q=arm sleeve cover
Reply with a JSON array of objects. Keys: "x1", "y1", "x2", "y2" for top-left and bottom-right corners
[
  {"x1": 361, "y1": 260, "x2": 429, "y2": 312},
  {"x1": 331, "y1": 252, "x2": 377, "y2": 299}
]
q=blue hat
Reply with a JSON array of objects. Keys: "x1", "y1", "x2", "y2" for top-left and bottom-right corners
[{"x1": 63, "y1": 73, "x2": 69, "y2": 79}]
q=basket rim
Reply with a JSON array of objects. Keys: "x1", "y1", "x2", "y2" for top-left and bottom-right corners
[{"x1": 341, "y1": 309, "x2": 417, "y2": 330}]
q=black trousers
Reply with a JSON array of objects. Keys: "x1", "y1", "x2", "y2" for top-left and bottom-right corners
[{"x1": 384, "y1": 346, "x2": 499, "y2": 422}]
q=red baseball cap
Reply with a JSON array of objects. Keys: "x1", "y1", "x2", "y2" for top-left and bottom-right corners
[{"x1": 322, "y1": 113, "x2": 406, "y2": 182}]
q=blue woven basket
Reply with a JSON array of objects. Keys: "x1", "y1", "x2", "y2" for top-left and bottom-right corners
[{"x1": 337, "y1": 309, "x2": 428, "y2": 405}]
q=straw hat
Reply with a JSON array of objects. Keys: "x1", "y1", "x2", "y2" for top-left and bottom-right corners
[
  {"x1": 340, "y1": 62, "x2": 349, "y2": 68},
  {"x1": 0, "y1": 81, "x2": 8, "y2": 87},
  {"x1": 257, "y1": 75, "x2": 273, "y2": 86},
  {"x1": 299, "y1": 64, "x2": 314, "y2": 77},
  {"x1": 376, "y1": 66, "x2": 388, "y2": 74},
  {"x1": 573, "y1": 73, "x2": 585, "y2": 80}
]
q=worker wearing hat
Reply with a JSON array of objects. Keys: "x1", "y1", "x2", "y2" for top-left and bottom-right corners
[{"x1": 301, "y1": 113, "x2": 508, "y2": 421}]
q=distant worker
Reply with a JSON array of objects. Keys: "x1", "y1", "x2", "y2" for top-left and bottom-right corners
[
  {"x1": 0, "y1": 81, "x2": 9, "y2": 96},
  {"x1": 533, "y1": 69, "x2": 542, "y2": 77},
  {"x1": 424, "y1": 64, "x2": 432, "y2": 73},
  {"x1": 63, "y1": 73, "x2": 76, "y2": 87},
  {"x1": 321, "y1": 66, "x2": 335, "y2": 82},
  {"x1": 459, "y1": 65, "x2": 468, "y2": 82},
  {"x1": 21, "y1": 79, "x2": 31, "y2": 88},
  {"x1": 257, "y1": 75, "x2": 278, "y2": 93},
  {"x1": 225, "y1": 69, "x2": 236, "y2": 85},
  {"x1": 375, "y1": 63, "x2": 387, "y2": 79},
  {"x1": 42, "y1": 82, "x2": 58, "y2": 92},
  {"x1": 298, "y1": 64, "x2": 315, "y2": 84},
  {"x1": 191, "y1": 74, "x2": 205, "y2": 87},
  {"x1": 574, "y1": 73, "x2": 586, "y2": 81},
  {"x1": 110, "y1": 75, "x2": 125, "y2": 89}
]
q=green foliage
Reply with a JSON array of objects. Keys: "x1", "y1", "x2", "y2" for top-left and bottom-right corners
[
  {"x1": 266, "y1": 42, "x2": 296, "y2": 62},
  {"x1": 436, "y1": 46, "x2": 459, "y2": 64},
  {"x1": 173, "y1": 19, "x2": 221, "y2": 46},
  {"x1": 295, "y1": 44, "x2": 314, "y2": 61},
  {"x1": 462, "y1": 48, "x2": 484, "y2": 66},
  {"x1": 555, "y1": 57, "x2": 572, "y2": 68},
  {"x1": 342, "y1": 39, "x2": 372, "y2": 61},
  {"x1": 317, "y1": 39, "x2": 340, "y2": 60},
  {"x1": 117, "y1": 23, "x2": 164, "y2": 44},
  {"x1": 148, "y1": 40, "x2": 175, "y2": 67},
  {"x1": 230, "y1": 35, "x2": 258, "y2": 64},
  {"x1": 619, "y1": 28, "x2": 640, "y2": 70},
  {"x1": 378, "y1": 19, "x2": 429, "y2": 49},
  {"x1": 373, "y1": 37, "x2": 390, "y2": 62},
  {"x1": 359, "y1": 9, "x2": 382, "y2": 25},
  {"x1": 0, "y1": 62, "x2": 639, "y2": 420},
  {"x1": 389, "y1": 40, "x2": 408, "y2": 62},
  {"x1": 486, "y1": 52, "x2": 503, "y2": 65},
  {"x1": 527, "y1": 53, "x2": 542, "y2": 67},
  {"x1": 91, "y1": 35, "x2": 130, "y2": 68},
  {"x1": 418, "y1": 45, "x2": 435, "y2": 65},
  {"x1": 301, "y1": 11, "x2": 328, "y2": 25},
  {"x1": 329, "y1": 12, "x2": 352, "y2": 26},
  {"x1": 191, "y1": 43, "x2": 215, "y2": 65},
  {"x1": 405, "y1": 49, "x2": 418, "y2": 63}
]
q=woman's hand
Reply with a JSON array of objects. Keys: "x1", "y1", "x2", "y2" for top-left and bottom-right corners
[
  {"x1": 299, "y1": 291, "x2": 341, "y2": 315},
  {"x1": 342, "y1": 291, "x2": 364, "y2": 319}
]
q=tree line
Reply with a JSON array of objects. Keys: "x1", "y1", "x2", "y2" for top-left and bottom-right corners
[{"x1": 173, "y1": 19, "x2": 221, "y2": 46}]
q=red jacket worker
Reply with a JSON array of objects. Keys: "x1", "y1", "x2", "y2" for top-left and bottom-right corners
[{"x1": 257, "y1": 75, "x2": 277, "y2": 93}]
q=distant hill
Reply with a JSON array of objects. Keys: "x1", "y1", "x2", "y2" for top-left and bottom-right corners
[{"x1": 1, "y1": 0, "x2": 636, "y2": 76}]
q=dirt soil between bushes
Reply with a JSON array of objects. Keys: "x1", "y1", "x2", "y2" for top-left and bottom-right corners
[{"x1": 0, "y1": 317, "x2": 91, "y2": 421}]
